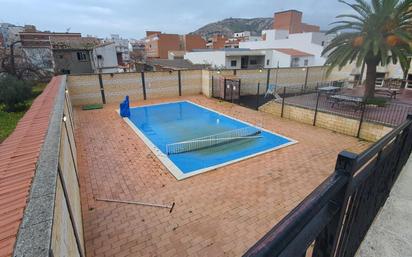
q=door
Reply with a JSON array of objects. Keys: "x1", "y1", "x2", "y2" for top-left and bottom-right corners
[{"x1": 241, "y1": 56, "x2": 249, "y2": 69}]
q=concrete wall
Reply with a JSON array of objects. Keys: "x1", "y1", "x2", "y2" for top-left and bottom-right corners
[
  {"x1": 14, "y1": 76, "x2": 84, "y2": 257},
  {"x1": 259, "y1": 101, "x2": 392, "y2": 142}
]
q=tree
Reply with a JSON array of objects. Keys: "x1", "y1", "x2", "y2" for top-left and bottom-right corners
[
  {"x1": 0, "y1": 45, "x2": 52, "y2": 81},
  {"x1": 0, "y1": 74, "x2": 33, "y2": 112},
  {"x1": 322, "y1": 0, "x2": 412, "y2": 98}
]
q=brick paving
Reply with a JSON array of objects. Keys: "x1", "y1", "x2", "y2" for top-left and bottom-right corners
[{"x1": 75, "y1": 95, "x2": 370, "y2": 257}]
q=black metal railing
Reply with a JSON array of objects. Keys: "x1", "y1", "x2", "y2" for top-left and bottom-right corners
[
  {"x1": 244, "y1": 115, "x2": 412, "y2": 257},
  {"x1": 278, "y1": 84, "x2": 412, "y2": 128}
]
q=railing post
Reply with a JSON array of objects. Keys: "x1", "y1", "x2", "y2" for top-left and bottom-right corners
[
  {"x1": 238, "y1": 79, "x2": 241, "y2": 101},
  {"x1": 357, "y1": 101, "x2": 366, "y2": 138},
  {"x1": 304, "y1": 66, "x2": 310, "y2": 91},
  {"x1": 256, "y1": 82, "x2": 260, "y2": 110},
  {"x1": 178, "y1": 70, "x2": 182, "y2": 96},
  {"x1": 266, "y1": 69, "x2": 271, "y2": 91},
  {"x1": 281, "y1": 86, "x2": 286, "y2": 118},
  {"x1": 313, "y1": 90, "x2": 321, "y2": 126},
  {"x1": 98, "y1": 73, "x2": 106, "y2": 104},
  {"x1": 141, "y1": 71, "x2": 147, "y2": 100},
  {"x1": 211, "y1": 75, "x2": 214, "y2": 98},
  {"x1": 313, "y1": 151, "x2": 358, "y2": 257},
  {"x1": 224, "y1": 78, "x2": 227, "y2": 100}
]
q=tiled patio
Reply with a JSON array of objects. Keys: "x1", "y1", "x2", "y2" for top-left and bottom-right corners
[{"x1": 75, "y1": 95, "x2": 370, "y2": 257}]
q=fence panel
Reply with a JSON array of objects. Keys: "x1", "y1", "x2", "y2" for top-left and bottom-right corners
[{"x1": 244, "y1": 117, "x2": 412, "y2": 257}]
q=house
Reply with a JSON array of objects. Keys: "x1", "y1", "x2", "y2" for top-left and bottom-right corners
[
  {"x1": 184, "y1": 48, "x2": 265, "y2": 69},
  {"x1": 52, "y1": 38, "x2": 123, "y2": 74},
  {"x1": 239, "y1": 10, "x2": 327, "y2": 66},
  {"x1": 184, "y1": 48, "x2": 314, "y2": 69},
  {"x1": 18, "y1": 26, "x2": 82, "y2": 71},
  {"x1": 92, "y1": 42, "x2": 119, "y2": 73},
  {"x1": 51, "y1": 37, "x2": 100, "y2": 74},
  {"x1": 144, "y1": 31, "x2": 206, "y2": 59}
]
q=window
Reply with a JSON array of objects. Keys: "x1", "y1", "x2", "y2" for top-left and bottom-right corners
[
  {"x1": 250, "y1": 59, "x2": 257, "y2": 65},
  {"x1": 77, "y1": 52, "x2": 87, "y2": 61},
  {"x1": 266, "y1": 59, "x2": 270, "y2": 65},
  {"x1": 304, "y1": 59, "x2": 309, "y2": 66},
  {"x1": 230, "y1": 60, "x2": 237, "y2": 67},
  {"x1": 59, "y1": 55, "x2": 63, "y2": 59},
  {"x1": 234, "y1": 45, "x2": 239, "y2": 48},
  {"x1": 321, "y1": 41, "x2": 325, "y2": 46}
]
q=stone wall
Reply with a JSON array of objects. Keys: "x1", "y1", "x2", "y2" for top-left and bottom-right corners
[{"x1": 260, "y1": 101, "x2": 392, "y2": 142}]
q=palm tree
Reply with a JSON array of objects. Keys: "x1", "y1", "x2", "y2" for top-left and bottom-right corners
[{"x1": 323, "y1": 0, "x2": 412, "y2": 98}]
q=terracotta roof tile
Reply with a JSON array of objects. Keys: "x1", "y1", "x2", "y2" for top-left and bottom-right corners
[
  {"x1": 274, "y1": 48, "x2": 314, "y2": 57},
  {"x1": 0, "y1": 76, "x2": 62, "y2": 257}
]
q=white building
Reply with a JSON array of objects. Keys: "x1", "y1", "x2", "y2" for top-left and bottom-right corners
[
  {"x1": 239, "y1": 29, "x2": 327, "y2": 66},
  {"x1": 92, "y1": 43, "x2": 120, "y2": 73},
  {"x1": 104, "y1": 34, "x2": 132, "y2": 65},
  {"x1": 184, "y1": 48, "x2": 315, "y2": 69}
]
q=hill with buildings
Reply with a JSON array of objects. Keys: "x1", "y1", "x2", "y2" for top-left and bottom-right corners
[{"x1": 191, "y1": 17, "x2": 272, "y2": 38}]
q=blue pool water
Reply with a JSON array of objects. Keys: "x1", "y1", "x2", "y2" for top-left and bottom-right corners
[{"x1": 127, "y1": 101, "x2": 294, "y2": 175}]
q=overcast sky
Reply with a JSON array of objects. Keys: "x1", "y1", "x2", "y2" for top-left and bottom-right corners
[{"x1": 0, "y1": 0, "x2": 353, "y2": 39}]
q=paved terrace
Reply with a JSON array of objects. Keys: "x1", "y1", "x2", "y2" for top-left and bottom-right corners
[{"x1": 76, "y1": 95, "x2": 370, "y2": 257}]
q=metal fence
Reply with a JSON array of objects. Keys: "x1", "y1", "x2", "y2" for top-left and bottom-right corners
[
  {"x1": 276, "y1": 83, "x2": 412, "y2": 129},
  {"x1": 244, "y1": 116, "x2": 412, "y2": 257}
]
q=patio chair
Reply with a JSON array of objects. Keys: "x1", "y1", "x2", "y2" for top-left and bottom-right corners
[
  {"x1": 265, "y1": 84, "x2": 282, "y2": 100},
  {"x1": 375, "y1": 78, "x2": 401, "y2": 99}
]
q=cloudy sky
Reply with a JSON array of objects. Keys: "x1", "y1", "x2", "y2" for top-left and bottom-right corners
[{"x1": 0, "y1": 0, "x2": 352, "y2": 39}]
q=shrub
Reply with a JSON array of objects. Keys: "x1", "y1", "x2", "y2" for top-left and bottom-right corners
[
  {"x1": 0, "y1": 75, "x2": 33, "y2": 112},
  {"x1": 366, "y1": 97, "x2": 387, "y2": 107}
]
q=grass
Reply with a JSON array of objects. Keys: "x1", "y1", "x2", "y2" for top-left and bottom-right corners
[
  {"x1": 0, "y1": 82, "x2": 47, "y2": 143},
  {"x1": 0, "y1": 111, "x2": 25, "y2": 142}
]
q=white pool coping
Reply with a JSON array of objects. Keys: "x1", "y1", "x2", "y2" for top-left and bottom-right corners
[{"x1": 118, "y1": 100, "x2": 297, "y2": 180}]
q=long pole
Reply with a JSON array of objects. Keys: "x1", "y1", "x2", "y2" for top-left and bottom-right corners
[
  {"x1": 304, "y1": 66, "x2": 310, "y2": 91},
  {"x1": 96, "y1": 198, "x2": 175, "y2": 213},
  {"x1": 256, "y1": 82, "x2": 260, "y2": 110},
  {"x1": 10, "y1": 40, "x2": 22, "y2": 76}
]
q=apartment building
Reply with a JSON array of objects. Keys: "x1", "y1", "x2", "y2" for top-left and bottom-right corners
[
  {"x1": 238, "y1": 10, "x2": 327, "y2": 66},
  {"x1": 144, "y1": 31, "x2": 206, "y2": 59}
]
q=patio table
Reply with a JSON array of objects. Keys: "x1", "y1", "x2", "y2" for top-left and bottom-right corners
[{"x1": 330, "y1": 94, "x2": 365, "y2": 111}]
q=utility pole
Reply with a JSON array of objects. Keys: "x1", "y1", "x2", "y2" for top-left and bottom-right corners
[{"x1": 9, "y1": 40, "x2": 22, "y2": 76}]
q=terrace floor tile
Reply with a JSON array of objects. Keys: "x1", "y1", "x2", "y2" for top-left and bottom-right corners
[{"x1": 75, "y1": 95, "x2": 371, "y2": 257}]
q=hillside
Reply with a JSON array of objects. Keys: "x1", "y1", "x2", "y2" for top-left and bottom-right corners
[{"x1": 191, "y1": 17, "x2": 273, "y2": 38}]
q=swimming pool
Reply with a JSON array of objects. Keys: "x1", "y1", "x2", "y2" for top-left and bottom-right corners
[{"x1": 122, "y1": 101, "x2": 296, "y2": 180}]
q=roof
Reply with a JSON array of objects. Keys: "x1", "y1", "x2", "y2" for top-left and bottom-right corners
[
  {"x1": 51, "y1": 37, "x2": 100, "y2": 50},
  {"x1": 274, "y1": 48, "x2": 314, "y2": 57},
  {"x1": 146, "y1": 59, "x2": 209, "y2": 70},
  {"x1": 0, "y1": 76, "x2": 61, "y2": 257}
]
